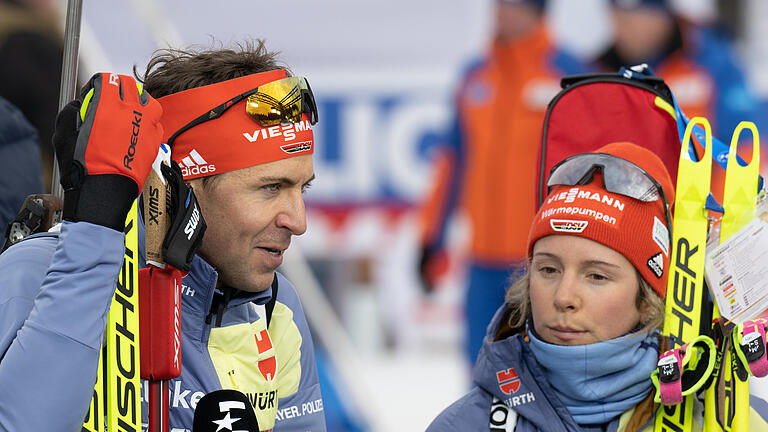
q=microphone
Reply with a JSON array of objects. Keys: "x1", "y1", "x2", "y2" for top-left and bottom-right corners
[{"x1": 193, "y1": 390, "x2": 260, "y2": 432}]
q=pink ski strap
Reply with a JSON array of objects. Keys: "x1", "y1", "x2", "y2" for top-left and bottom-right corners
[
  {"x1": 735, "y1": 318, "x2": 768, "y2": 377},
  {"x1": 651, "y1": 335, "x2": 716, "y2": 406}
]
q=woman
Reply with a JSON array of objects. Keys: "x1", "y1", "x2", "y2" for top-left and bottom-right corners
[{"x1": 428, "y1": 142, "x2": 674, "y2": 431}]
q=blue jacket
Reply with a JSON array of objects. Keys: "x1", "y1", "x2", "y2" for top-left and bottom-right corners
[
  {"x1": 427, "y1": 307, "x2": 768, "y2": 432},
  {"x1": 0, "y1": 220, "x2": 325, "y2": 431},
  {"x1": 428, "y1": 306, "x2": 602, "y2": 432}
]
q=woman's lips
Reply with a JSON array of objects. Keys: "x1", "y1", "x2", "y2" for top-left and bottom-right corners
[{"x1": 548, "y1": 326, "x2": 586, "y2": 341}]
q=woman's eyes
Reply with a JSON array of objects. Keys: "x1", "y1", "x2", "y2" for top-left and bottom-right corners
[
  {"x1": 536, "y1": 265, "x2": 558, "y2": 275},
  {"x1": 534, "y1": 266, "x2": 610, "y2": 282},
  {"x1": 587, "y1": 272, "x2": 609, "y2": 282}
]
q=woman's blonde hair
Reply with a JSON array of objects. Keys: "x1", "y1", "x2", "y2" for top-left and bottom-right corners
[{"x1": 504, "y1": 270, "x2": 665, "y2": 335}]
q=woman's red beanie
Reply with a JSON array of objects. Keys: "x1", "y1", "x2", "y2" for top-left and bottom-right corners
[{"x1": 527, "y1": 142, "x2": 675, "y2": 297}]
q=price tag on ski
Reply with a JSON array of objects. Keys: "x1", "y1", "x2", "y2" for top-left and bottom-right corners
[
  {"x1": 655, "y1": 117, "x2": 713, "y2": 432},
  {"x1": 705, "y1": 209, "x2": 768, "y2": 325}
]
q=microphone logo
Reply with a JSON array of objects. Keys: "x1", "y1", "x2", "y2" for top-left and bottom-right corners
[
  {"x1": 193, "y1": 389, "x2": 260, "y2": 432},
  {"x1": 212, "y1": 400, "x2": 244, "y2": 431}
]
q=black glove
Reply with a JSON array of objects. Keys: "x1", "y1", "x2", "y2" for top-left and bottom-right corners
[
  {"x1": 161, "y1": 160, "x2": 206, "y2": 271},
  {"x1": 53, "y1": 73, "x2": 163, "y2": 231},
  {"x1": 418, "y1": 245, "x2": 443, "y2": 294}
]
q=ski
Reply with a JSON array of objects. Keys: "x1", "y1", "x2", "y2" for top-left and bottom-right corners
[
  {"x1": 703, "y1": 121, "x2": 760, "y2": 431},
  {"x1": 82, "y1": 201, "x2": 142, "y2": 431},
  {"x1": 655, "y1": 116, "x2": 714, "y2": 432},
  {"x1": 81, "y1": 345, "x2": 105, "y2": 432}
]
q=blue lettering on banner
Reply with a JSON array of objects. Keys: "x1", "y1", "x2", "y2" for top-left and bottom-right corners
[{"x1": 308, "y1": 94, "x2": 449, "y2": 204}]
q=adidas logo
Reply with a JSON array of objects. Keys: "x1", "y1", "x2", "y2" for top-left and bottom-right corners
[
  {"x1": 179, "y1": 149, "x2": 216, "y2": 177},
  {"x1": 647, "y1": 252, "x2": 664, "y2": 279}
]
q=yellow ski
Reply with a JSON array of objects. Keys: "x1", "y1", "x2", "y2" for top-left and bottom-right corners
[
  {"x1": 704, "y1": 121, "x2": 759, "y2": 432},
  {"x1": 656, "y1": 117, "x2": 713, "y2": 432},
  {"x1": 82, "y1": 345, "x2": 105, "y2": 432},
  {"x1": 82, "y1": 200, "x2": 142, "y2": 431}
]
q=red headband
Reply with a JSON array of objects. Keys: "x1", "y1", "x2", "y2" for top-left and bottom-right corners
[{"x1": 158, "y1": 70, "x2": 314, "y2": 179}]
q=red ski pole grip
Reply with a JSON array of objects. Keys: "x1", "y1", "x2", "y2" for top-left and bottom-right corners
[{"x1": 139, "y1": 266, "x2": 184, "y2": 380}]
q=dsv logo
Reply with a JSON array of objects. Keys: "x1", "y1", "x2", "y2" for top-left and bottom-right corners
[{"x1": 550, "y1": 219, "x2": 588, "y2": 233}]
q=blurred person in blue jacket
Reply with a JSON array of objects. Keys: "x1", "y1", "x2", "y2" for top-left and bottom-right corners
[
  {"x1": 598, "y1": 0, "x2": 765, "y2": 197},
  {"x1": 599, "y1": 0, "x2": 761, "y2": 137},
  {"x1": 0, "y1": 95, "x2": 43, "y2": 231},
  {"x1": 0, "y1": 0, "x2": 64, "y2": 192}
]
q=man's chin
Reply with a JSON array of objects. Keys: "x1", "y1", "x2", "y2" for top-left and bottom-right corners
[{"x1": 237, "y1": 271, "x2": 276, "y2": 293}]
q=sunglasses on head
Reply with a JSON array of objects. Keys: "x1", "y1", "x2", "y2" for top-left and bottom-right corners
[
  {"x1": 166, "y1": 76, "x2": 318, "y2": 147},
  {"x1": 547, "y1": 152, "x2": 673, "y2": 246}
]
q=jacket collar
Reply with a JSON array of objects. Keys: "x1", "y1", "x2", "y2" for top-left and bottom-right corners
[
  {"x1": 183, "y1": 254, "x2": 274, "y2": 315},
  {"x1": 179, "y1": 254, "x2": 275, "y2": 342},
  {"x1": 473, "y1": 306, "x2": 581, "y2": 432}
]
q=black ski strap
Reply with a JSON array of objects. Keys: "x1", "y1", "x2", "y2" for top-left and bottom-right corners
[
  {"x1": 161, "y1": 162, "x2": 206, "y2": 272},
  {"x1": 265, "y1": 275, "x2": 279, "y2": 328},
  {"x1": 206, "y1": 276, "x2": 279, "y2": 327}
]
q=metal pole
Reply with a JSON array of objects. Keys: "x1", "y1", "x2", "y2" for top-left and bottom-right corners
[
  {"x1": 52, "y1": 0, "x2": 84, "y2": 199},
  {"x1": 281, "y1": 246, "x2": 383, "y2": 430}
]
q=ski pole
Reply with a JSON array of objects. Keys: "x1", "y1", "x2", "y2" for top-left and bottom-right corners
[
  {"x1": 53, "y1": 0, "x2": 83, "y2": 201},
  {"x1": 139, "y1": 144, "x2": 183, "y2": 432}
]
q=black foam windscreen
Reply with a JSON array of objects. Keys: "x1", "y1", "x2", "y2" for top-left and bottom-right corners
[{"x1": 192, "y1": 389, "x2": 259, "y2": 432}]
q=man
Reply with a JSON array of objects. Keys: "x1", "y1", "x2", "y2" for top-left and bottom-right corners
[
  {"x1": 0, "y1": 40, "x2": 325, "y2": 431},
  {"x1": 418, "y1": 0, "x2": 583, "y2": 365}
]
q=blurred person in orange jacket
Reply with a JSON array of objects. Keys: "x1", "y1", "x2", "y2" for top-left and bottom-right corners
[{"x1": 418, "y1": 0, "x2": 585, "y2": 365}]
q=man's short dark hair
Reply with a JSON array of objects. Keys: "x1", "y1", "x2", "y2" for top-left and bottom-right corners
[
  {"x1": 135, "y1": 39, "x2": 288, "y2": 187},
  {"x1": 135, "y1": 39, "x2": 287, "y2": 99}
]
